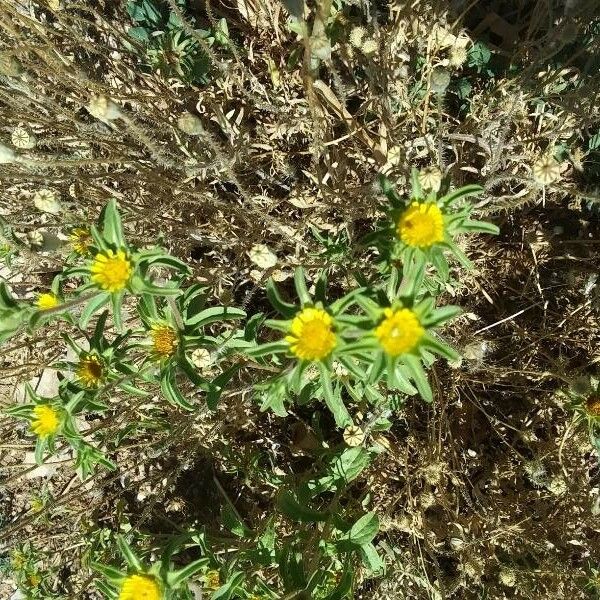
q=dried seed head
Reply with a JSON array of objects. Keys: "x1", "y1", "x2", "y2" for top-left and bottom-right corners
[
  {"x1": 27, "y1": 230, "x2": 44, "y2": 248},
  {"x1": 349, "y1": 27, "x2": 366, "y2": 48},
  {"x1": 532, "y1": 155, "x2": 561, "y2": 185},
  {"x1": 0, "y1": 52, "x2": 23, "y2": 77},
  {"x1": 430, "y1": 67, "x2": 451, "y2": 94},
  {"x1": 418, "y1": 166, "x2": 443, "y2": 193},
  {"x1": 448, "y1": 45, "x2": 468, "y2": 68},
  {"x1": 499, "y1": 568, "x2": 517, "y2": 587},
  {"x1": 0, "y1": 143, "x2": 17, "y2": 164},
  {"x1": 11, "y1": 127, "x2": 37, "y2": 149},
  {"x1": 248, "y1": 244, "x2": 277, "y2": 269},
  {"x1": 191, "y1": 348, "x2": 212, "y2": 370},
  {"x1": 177, "y1": 112, "x2": 204, "y2": 136},
  {"x1": 361, "y1": 39, "x2": 378, "y2": 55},
  {"x1": 33, "y1": 189, "x2": 61, "y2": 215},
  {"x1": 87, "y1": 95, "x2": 122, "y2": 121},
  {"x1": 343, "y1": 425, "x2": 365, "y2": 447}
]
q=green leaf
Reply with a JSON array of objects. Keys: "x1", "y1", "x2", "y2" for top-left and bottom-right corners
[
  {"x1": 421, "y1": 334, "x2": 460, "y2": 361},
  {"x1": 221, "y1": 503, "x2": 252, "y2": 538},
  {"x1": 343, "y1": 512, "x2": 380, "y2": 547},
  {"x1": 99, "y1": 199, "x2": 126, "y2": 249},
  {"x1": 116, "y1": 535, "x2": 143, "y2": 571},
  {"x1": 402, "y1": 354, "x2": 432, "y2": 402},
  {"x1": 79, "y1": 293, "x2": 110, "y2": 329},
  {"x1": 461, "y1": 219, "x2": 500, "y2": 235},
  {"x1": 206, "y1": 365, "x2": 239, "y2": 410},
  {"x1": 324, "y1": 564, "x2": 353, "y2": 600},
  {"x1": 245, "y1": 341, "x2": 289, "y2": 358},
  {"x1": 185, "y1": 306, "x2": 246, "y2": 328},
  {"x1": 410, "y1": 167, "x2": 423, "y2": 199},
  {"x1": 421, "y1": 304, "x2": 461, "y2": 327},
  {"x1": 439, "y1": 184, "x2": 483, "y2": 207},
  {"x1": 359, "y1": 542, "x2": 385, "y2": 574},
  {"x1": 160, "y1": 368, "x2": 195, "y2": 411},
  {"x1": 90, "y1": 561, "x2": 125, "y2": 585},
  {"x1": 257, "y1": 379, "x2": 288, "y2": 417},
  {"x1": 266, "y1": 278, "x2": 296, "y2": 318},
  {"x1": 111, "y1": 291, "x2": 125, "y2": 332},
  {"x1": 166, "y1": 558, "x2": 210, "y2": 589},
  {"x1": 34, "y1": 438, "x2": 45, "y2": 465},
  {"x1": 331, "y1": 447, "x2": 371, "y2": 485},
  {"x1": 318, "y1": 362, "x2": 352, "y2": 428},
  {"x1": 277, "y1": 490, "x2": 328, "y2": 522},
  {"x1": 293, "y1": 267, "x2": 311, "y2": 306},
  {"x1": 445, "y1": 241, "x2": 473, "y2": 269},
  {"x1": 211, "y1": 571, "x2": 245, "y2": 600}
]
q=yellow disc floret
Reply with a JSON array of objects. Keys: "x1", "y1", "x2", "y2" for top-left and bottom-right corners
[
  {"x1": 118, "y1": 574, "x2": 162, "y2": 600},
  {"x1": 69, "y1": 228, "x2": 92, "y2": 255},
  {"x1": 150, "y1": 323, "x2": 178, "y2": 360},
  {"x1": 31, "y1": 405, "x2": 59, "y2": 437},
  {"x1": 90, "y1": 249, "x2": 133, "y2": 293},
  {"x1": 397, "y1": 202, "x2": 445, "y2": 248},
  {"x1": 76, "y1": 354, "x2": 104, "y2": 387},
  {"x1": 285, "y1": 307, "x2": 337, "y2": 361},
  {"x1": 36, "y1": 292, "x2": 59, "y2": 310},
  {"x1": 204, "y1": 570, "x2": 221, "y2": 590},
  {"x1": 375, "y1": 308, "x2": 424, "y2": 356}
]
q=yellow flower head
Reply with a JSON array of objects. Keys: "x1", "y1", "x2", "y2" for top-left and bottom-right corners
[
  {"x1": 285, "y1": 307, "x2": 337, "y2": 361},
  {"x1": 150, "y1": 323, "x2": 178, "y2": 360},
  {"x1": 118, "y1": 574, "x2": 162, "y2": 600},
  {"x1": 397, "y1": 202, "x2": 445, "y2": 248},
  {"x1": 36, "y1": 292, "x2": 59, "y2": 310},
  {"x1": 69, "y1": 228, "x2": 92, "y2": 255},
  {"x1": 76, "y1": 354, "x2": 104, "y2": 388},
  {"x1": 31, "y1": 405, "x2": 59, "y2": 437},
  {"x1": 204, "y1": 570, "x2": 221, "y2": 590},
  {"x1": 375, "y1": 308, "x2": 424, "y2": 356},
  {"x1": 90, "y1": 249, "x2": 133, "y2": 293}
]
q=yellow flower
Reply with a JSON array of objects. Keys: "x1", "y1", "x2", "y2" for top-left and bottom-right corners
[
  {"x1": 150, "y1": 323, "x2": 178, "y2": 360},
  {"x1": 118, "y1": 574, "x2": 162, "y2": 600},
  {"x1": 36, "y1": 292, "x2": 59, "y2": 310},
  {"x1": 285, "y1": 307, "x2": 337, "y2": 361},
  {"x1": 397, "y1": 202, "x2": 445, "y2": 248},
  {"x1": 90, "y1": 249, "x2": 133, "y2": 293},
  {"x1": 204, "y1": 570, "x2": 221, "y2": 590},
  {"x1": 31, "y1": 405, "x2": 59, "y2": 437},
  {"x1": 76, "y1": 354, "x2": 104, "y2": 387},
  {"x1": 374, "y1": 308, "x2": 424, "y2": 356},
  {"x1": 69, "y1": 228, "x2": 92, "y2": 255}
]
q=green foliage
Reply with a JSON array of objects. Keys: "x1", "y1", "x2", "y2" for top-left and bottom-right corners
[
  {"x1": 0, "y1": 177, "x2": 498, "y2": 597},
  {"x1": 125, "y1": 0, "x2": 230, "y2": 84}
]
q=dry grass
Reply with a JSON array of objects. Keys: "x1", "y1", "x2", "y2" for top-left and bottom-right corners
[{"x1": 1, "y1": 0, "x2": 600, "y2": 598}]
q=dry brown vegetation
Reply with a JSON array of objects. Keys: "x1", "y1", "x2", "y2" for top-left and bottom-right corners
[{"x1": 1, "y1": 0, "x2": 600, "y2": 598}]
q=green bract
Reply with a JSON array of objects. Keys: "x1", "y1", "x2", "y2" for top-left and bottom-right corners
[
  {"x1": 135, "y1": 287, "x2": 245, "y2": 411},
  {"x1": 370, "y1": 170, "x2": 499, "y2": 280}
]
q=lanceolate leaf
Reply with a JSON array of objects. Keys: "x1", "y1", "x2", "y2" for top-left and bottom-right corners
[
  {"x1": 402, "y1": 354, "x2": 432, "y2": 402},
  {"x1": 318, "y1": 362, "x2": 352, "y2": 428}
]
